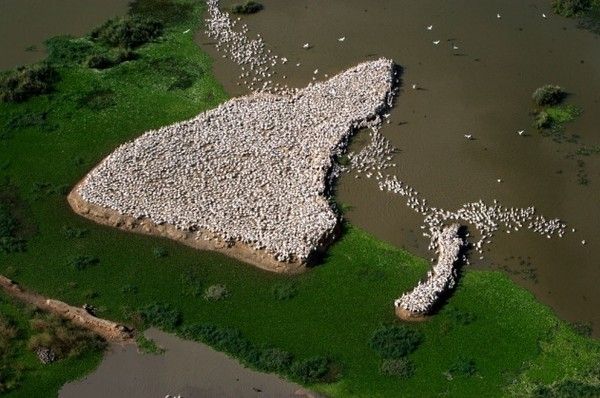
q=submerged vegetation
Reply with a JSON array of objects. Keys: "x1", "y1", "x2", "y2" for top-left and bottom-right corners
[
  {"x1": 0, "y1": 0, "x2": 599, "y2": 396},
  {"x1": 552, "y1": 0, "x2": 600, "y2": 33}
]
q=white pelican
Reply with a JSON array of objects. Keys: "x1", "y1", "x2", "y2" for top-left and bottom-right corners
[
  {"x1": 452, "y1": 44, "x2": 459, "y2": 50},
  {"x1": 411, "y1": 84, "x2": 418, "y2": 89},
  {"x1": 517, "y1": 130, "x2": 525, "y2": 136},
  {"x1": 426, "y1": 25, "x2": 433, "y2": 30},
  {"x1": 183, "y1": 29, "x2": 191, "y2": 34},
  {"x1": 542, "y1": 13, "x2": 547, "y2": 18},
  {"x1": 497, "y1": 13, "x2": 501, "y2": 19},
  {"x1": 338, "y1": 36, "x2": 346, "y2": 42},
  {"x1": 433, "y1": 40, "x2": 441, "y2": 45},
  {"x1": 497, "y1": 178, "x2": 502, "y2": 183},
  {"x1": 582, "y1": 240, "x2": 586, "y2": 245},
  {"x1": 464, "y1": 134, "x2": 473, "y2": 140},
  {"x1": 313, "y1": 69, "x2": 319, "y2": 74},
  {"x1": 302, "y1": 43, "x2": 311, "y2": 49}
]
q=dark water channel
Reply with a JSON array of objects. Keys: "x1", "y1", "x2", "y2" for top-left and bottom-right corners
[{"x1": 200, "y1": 0, "x2": 600, "y2": 335}]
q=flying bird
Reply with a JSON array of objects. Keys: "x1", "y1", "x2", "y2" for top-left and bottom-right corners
[
  {"x1": 517, "y1": 130, "x2": 525, "y2": 136},
  {"x1": 426, "y1": 25, "x2": 433, "y2": 30},
  {"x1": 464, "y1": 134, "x2": 473, "y2": 140},
  {"x1": 497, "y1": 13, "x2": 502, "y2": 19},
  {"x1": 433, "y1": 40, "x2": 441, "y2": 45},
  {"x1": 338, "y1": 36, "x2": 346, "y2": 42},
  {"x1": 302, "y1": 43, "x2": 311, "y2": 49},
  {"x1": 542, "y1": 13, "x2": 547, "y2": 18},
  {"x1": 452, "y1": 44, "x2": 459, "y2": 50},
  {"x1": 183, "y1": 28, "x2": 191, "y2": 34}
]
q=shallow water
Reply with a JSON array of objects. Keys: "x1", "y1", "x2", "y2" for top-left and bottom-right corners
[
  {"x1": 199, "y1": 0, "x2": 600, "y2": 335},
  {"x1": 59, "y1": 329, "x2": 313, "y2": 398},
  {"x1": 0, "y1": 0, "x2": 130, "y2": 70}
]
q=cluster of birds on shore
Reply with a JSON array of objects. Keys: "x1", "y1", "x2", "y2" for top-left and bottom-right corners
[
  {"x1": 395, "y1": 224, "x2": 463, "y2": 314},
  {"x1": 78, "y1": 59, "x2": 397, "y2": 263}
]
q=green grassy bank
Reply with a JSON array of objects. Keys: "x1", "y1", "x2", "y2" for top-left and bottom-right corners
[{"x1": 1, "y1": 1, "x2": 599, "y2": 397}]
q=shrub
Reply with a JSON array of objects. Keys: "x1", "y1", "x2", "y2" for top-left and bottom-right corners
[
  {"x1": 181, "y1": 323, "x2": 251, "y2": 354},
  {"x1": 0, "y1": 202, "x2": 27, "y2": 254},
  {"x1": 204, "y1": 284, "x2": 229, "y2": 301},
  {"x1": 445, "y1": 307, "x2": 476, "y2": 325},
  {"x1": 290, "y1": 356, "x2": 330, "y2": 383},
  {"x1": 136, "y1": 334, "x2": 164, "y2": 354},
  {"x1": 532, "y1": 85, "x2": 566, "y2": 106},
  {"x1": 231, "y1": 1, "x2": 264, "y2": 14},
  {"x1": 138, "y1": 302, "x2": 182, "y2": 330},
  {"x1": 369, "y1": 325, "x2": 423, "y2": 359},
  {"x1": 552, "y1": 0, "x2": 592, "y2": 17},
  {"x1": 533, "y1": 379, "x2": 600, "y2": 397},
  {"x1": 85, "y1": 53, "x2": 115, "y2": 69},
  {"x1": 0, "y1": 63, "x2": 58, "y2": 103},
  {"x1": 69, "y1": 255, "x2": 99, "y2": 270},
  {"x1": 129, "y1": 0, "x2": 195, "y2": 25},
  {"x1": 271, "y1": 281, "x2": 299, "y2": 300},
  {"x1": 181, "y1": 270, "x2": 203, "y2": 297},
  {"x1": 448, "y1": 356, "x2": 477, "y2": 377},
  {"x1": 91, "y1": 16, "x2": 163, "y2": 49},
  {"x1": 534, "y1": 111, "x2": 552, "y2": 129},
  {"x1": 380, "y1": 358, "x2": 415, "y2": 378},
  {"x1": 252, "y1": 348, "x2": 293, "y2": 372},
  {"x1": 45, "y1": 35, "x2": 94, "y2": 65},
  {"x1": 4, "y1": 110, "x2": 55, "y2": 137}
]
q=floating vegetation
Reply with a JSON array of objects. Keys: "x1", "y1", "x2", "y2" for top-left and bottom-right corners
[
  {"x1": 76, "y1": 87, "x2": 117, "y2": 110},
  {"x1": 0, "y1": 63, "x2": 58, "y2": 103},
  {"x1": 231, "y1": 1, "x2": 264, "y2": 15}
]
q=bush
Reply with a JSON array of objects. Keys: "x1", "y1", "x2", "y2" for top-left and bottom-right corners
[
  {"x1": 138, "y1": 302, "x2": 182, "y2": 330},
  {"x1": 136, "y1": 334, "x2": 164, "y2": 354},
  {"x1": 534, "y1": 111, "x2": 552, "y2": 129},
  {"x1": 204, "y1": 284, "x2": 229, "y2": 301},
  {"x1": 76, "y1": 87, "x2": 116, "y2": 111},
  {"x1": 552, "y1": 0, "x2": 592, "y2": 17},
  {"x1": 45, "y1": 35, "x2": 94, "y2": 65},
  {"x1": 0, "y1": 201, "x2": 27, "y2": 254},
  {"x1": 252, "y1": 348, "x2": 293, "y2": 372},
  {"x1": 181, "y1": 270, "x2": 203, "y2": 297},
  {"x1": 68, "y1": 255, "x2": 99, "y2": 271},
  {"x1": 448, "y1": 356, "x2": 477, "y2": 377},
  {"x1": 532, "y1": 85, "x2": 566, "y2": 106},
  {"x1": 85, "y1": 54, "x2": 115, "y2": 69},
  {"x1": 380, "y1": 358, "x2": 415, "y2": 378},
  {"x1": 63, "y1": 226, "x2": 89, "y2": 239},
  {"x1": 129, "y1": 0, "x2": 195, "y2": 25},
  {"x1": 231, "y1": 1, "x2": 264, "y2": 14},
  {"x1": 91, "y1": 16, "x2": 163, "y2": 49},
  {"x1": 290, "y1": 356, "x2": 329, "y2": 383},
  {"x1": 0, "y1": 63, "x2": 58, "y2": 103},
  {"x1": 533, "y1": 379, "x2": 600, "y2": 397},
  {"x1": 369, "y1": 325, "x2": 423, "y2": 359},
  {"x1": 271, "y1": 281, "x2": 299, "y2": 300}
]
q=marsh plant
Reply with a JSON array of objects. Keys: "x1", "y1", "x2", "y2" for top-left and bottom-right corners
[{"x1": 204, "y1": 284, "x2": 230, "y2": 301}]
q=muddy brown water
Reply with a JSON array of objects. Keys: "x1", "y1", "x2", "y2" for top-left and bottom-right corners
[
  {"x1": 0, "y1": 0, "x2": 130, "y2": 71},
  {"x1": 1, "y1": 1, "x2": 598, "y2": 335},
  {"x1": 200, "y1": 0, "x2": 600, "y2": 335},
  {"x1": 59, "y1": 329, "x2": 314, "y2": 398}
]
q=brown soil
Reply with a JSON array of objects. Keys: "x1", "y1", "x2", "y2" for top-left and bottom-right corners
[
  {"x1": 67, "y1": 181, "x2": 314, "y2": 274},
  {"x1": 394, "y1": 305, "x2": 429, "y2": 322},
  {"x1": 0, "y1": 275, "x2": 133, "y2": 342}
]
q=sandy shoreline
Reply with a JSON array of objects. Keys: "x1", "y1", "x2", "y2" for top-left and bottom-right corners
[{"x1": 67, "y1": 182, "x2": 312, "y2": 274}]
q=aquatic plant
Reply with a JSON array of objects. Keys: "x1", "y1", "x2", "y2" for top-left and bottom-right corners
[
  {"x1": 129, "y1": 0, "x2": 195, "y2": 25},
  {"x1": 138, "y1": 302, "x2": 182, "y2": 330},
  {"x1": 270, "y1": 281, "x2": 299, "y2": 300},
  {"x1": 203, "y1": 284, "x2": 229, "y2": 301},
  {"x1": 532, "y1": 84, "x2": 566, "y2": 106},
  {"x1": 290, "y1": 356, "x2": 330, "y2": 383},
  {"x1": 447, "y1": 356, "x2": 477, "y2": 377},
  {"x1": 369, "y1": 324, "x2": 423, "y2": 359},
  {"x1": 68, "y1": 255, "x2": 100, "y2": 271},
  {"x1": 231, "y1": 1, "x2": 264, "y2": 14}
]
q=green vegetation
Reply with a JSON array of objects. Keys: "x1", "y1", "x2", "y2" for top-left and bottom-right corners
[
  {"x1": 135, "y1": 334, "x2": 165, "y2": 354},
  {"x1": 231, "y1": 1, "x2": 264, "y2": 14},
  {"x1": 0, "y1": 293, "x2": 104, "y2": 396},
  {"x1": 203, "y1": 283, "x2": 230, "y2": 301},
  {"x1": 91, "y1": 17, "x2": 163, "y2": 49},
  {"x1": 0, "y1": 64, "x2": 58, "y2": 103},
  {"x1": 271, "y1": 280, "x2": 299, "y2": 300},
  {"x1": 0, "y1": 185, "x2": 30, "y2": 254},
  {"x1": 553, "y1": 0, "x2": 593, "y2": 17},
  {"x1": 1, "y1": 0, "x2": 599, "y2": 396},
  {"x1": 532, "y1": 84, "x2": 566, "y2": 107},
  {"x1": 380, "y1": 358, "x2": 414, "y2": 378},
  {"x1": 369, "y1": 324, "x2": 423, "y2": 359}
]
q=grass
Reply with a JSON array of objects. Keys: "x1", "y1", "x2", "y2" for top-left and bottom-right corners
[{"x1": 0, "y1": 0, "x2": 599, "y2": 396}]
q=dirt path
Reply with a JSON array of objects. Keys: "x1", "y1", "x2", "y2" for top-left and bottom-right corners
[{"x1": 0, "y1": 275, "x2": 133, "y2": 342}]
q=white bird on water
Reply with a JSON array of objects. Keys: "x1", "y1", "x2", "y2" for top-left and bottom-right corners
[
  {"x1": 464, "y1": 134, "x2": 473, "y2": 140},
  {"x1": 412, "y1": 83, "x2": 418, "y2": 90},
  {"x1": 517, "y1": 130, "x2": 525, "y2": 136},
  {"x1": 433, "y1": 40, "x2": 441, "y2": 45},
  {"x1": 542, "y1": 13, "x2": 547, "y2": 18},
  {"x1": 281, "y1": 57, "x2": 288, "y2": 64},
  {"x1": 338, "y1": 36, "x2": 346, "y2": 42},
  {"x1": 497, "y1": 13, "x2": 502, "y2": 19},
  {"x1": 426, "y1": 25, "x2": 433, "y2": 30},
  {"x1": 452, "y1": 44, "x2": 459, "y2": 50},
  {"x1": 302, "y1": 43, "x2": 311, "y2": 49}
]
